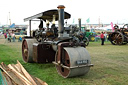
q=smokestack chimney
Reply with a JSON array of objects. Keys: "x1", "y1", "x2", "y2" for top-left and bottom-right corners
[
  {"x1": 78, "y1": 18, "x2": 81, "y2": 31},
  {"x1": 57, "y1": 5, "x2": 65, "y2": 38}
]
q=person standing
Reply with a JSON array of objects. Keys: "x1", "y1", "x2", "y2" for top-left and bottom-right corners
[
  {"x1": 104, "y1": 32, "x2": 108, "y2": 41},
  {"x1": 12, "y1": 31, "x2": 15, "y2": 42},
  {"x1": 100, "y1": 32, "x2": 104, "y2": 45},
  {"x1": 4, "y1": 32, "x2": 7, "y2": 39},
  {"x1": 7, "y1": 32, "x2": 11, "y2": 42},
  {"x1": 114, "y1": 24, "x2": 119, "y2": 31}
]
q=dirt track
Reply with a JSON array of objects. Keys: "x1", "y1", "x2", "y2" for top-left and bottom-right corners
[{"x1": 0, "y1": 34, "x2": 22, "y2": 50}]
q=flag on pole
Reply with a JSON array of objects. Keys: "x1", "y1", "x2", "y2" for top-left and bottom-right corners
[
  {"x1": 9, "y1": 23, "x2": 15, "y2": 28},
  {"x1": 110, "y1": 22, "x2": 114, "y2": 32},
  {"x1": 86, "y1": 18, "x2": 90, "y2": 23}
]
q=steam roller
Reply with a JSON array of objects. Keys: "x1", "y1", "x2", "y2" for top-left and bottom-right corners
[{"x1": 22, "y1": 5, "x2": 93, "y2": 78}]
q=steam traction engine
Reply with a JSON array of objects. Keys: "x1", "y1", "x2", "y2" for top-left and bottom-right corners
[
  {"x1": 22, "y1": 5, "x2": 93, "y2": 78},
  {"x1": 108, "y1": 24, "x2": 128, "y2": 45}
]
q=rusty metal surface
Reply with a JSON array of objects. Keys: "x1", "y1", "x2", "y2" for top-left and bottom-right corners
[
  {"x1": 55, "y1": 48, "x2": 70, "y2": 77},
  {"x1": 33, "y1": 43, "x2": 56, "y2": 63}
]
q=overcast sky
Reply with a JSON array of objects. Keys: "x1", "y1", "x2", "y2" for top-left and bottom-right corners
[{"x1": 0, "y1": 0, "x2": 128, "y2": 25}]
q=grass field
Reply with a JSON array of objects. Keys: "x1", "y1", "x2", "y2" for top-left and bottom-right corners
[{"x1": 0, "y1": 36, "x2": 128, "y2": 85}]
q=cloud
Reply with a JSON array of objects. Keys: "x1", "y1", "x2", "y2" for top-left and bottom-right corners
[{"x1": 0, "y1": 0, "x2": 128, "y2": 25}]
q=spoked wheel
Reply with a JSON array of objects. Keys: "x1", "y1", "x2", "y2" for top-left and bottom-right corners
[
  {"x1": 110, "y1": 31, "x2": 124, "y2": 45},
  {"x1": 91, "y1": 36, "x2": 95, "y2": 41},
  {"x1": 22, "y1": 39, "x2": 36, "y2": 63}
]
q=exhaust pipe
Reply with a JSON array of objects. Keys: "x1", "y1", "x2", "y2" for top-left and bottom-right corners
[
  {"x1": 78, "y1": 18, "x2": 81, "y2": 31},
  {"x1": 57, "y1": 5, "x2": 65, "y2": 38}
]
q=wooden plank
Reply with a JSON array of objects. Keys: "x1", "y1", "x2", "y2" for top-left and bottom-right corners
[
  {"x1": 35, "y1": 77, "x2": 48, "y2": 85},
  {"x1": 11, "y1": 64, "x2": 24, "y2": 75},
  {"x1": 0, "y1": 65, "x2": 22, "y2": 85},
  {"x1": 14, "y1": 63, "x2": 28, "y2": 77},
  {"x1": 17, "y1": 60, "x2": 37, "y2": 85},
  {"x1": 10, "y1": 64, "x2": 19, "y2": 72},
  {"x1": 1, "y1": 61, "x2": 47, "y2": 85},
  {"x1": 15, "y1": 64, "x2": 22, "y2": 73},
  {"x1": 14, "y1": 64, "x2": 27, "y2": 77},
  {"x1": 31, "y1": 75, "x2": 42, "y2": 85},
  {"x1": 8, "y1": 64, "x2": 32, "y2": 85},
  {"x1": 31, "y1": 75, "x2": 48, "y2": 85},
  {"x1": 1, "y1": 63, "x2": 29, "y2": 85}
]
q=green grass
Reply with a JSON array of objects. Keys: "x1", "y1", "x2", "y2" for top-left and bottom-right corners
[{"x1": 0, "y1": 41, "x2": 128, "y2": 85}]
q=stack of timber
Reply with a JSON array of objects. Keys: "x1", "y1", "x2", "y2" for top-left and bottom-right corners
[{"x1": 0, "y1": 60, "x2": 48, "y2": 85}]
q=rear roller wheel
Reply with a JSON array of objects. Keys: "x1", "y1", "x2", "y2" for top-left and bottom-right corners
[{"x1": 22, "y1": 39, "x2": 36, "y2": 63}]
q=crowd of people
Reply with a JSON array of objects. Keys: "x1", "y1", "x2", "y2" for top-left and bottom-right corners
[
  {"x1": 3, "y1": 30, "x2": 16, "y2": 42},
  {"x1": 1, "y1": 23, "x2": 120, "y2": 45}
]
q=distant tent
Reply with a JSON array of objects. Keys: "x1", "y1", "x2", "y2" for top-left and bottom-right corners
[{"x1": 9, "y1": 23, "x2": 15, "y2": 28}]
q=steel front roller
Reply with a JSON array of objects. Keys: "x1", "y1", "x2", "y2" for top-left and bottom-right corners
[
  {"x1": 54, "y1": 45, "x2": 93, "y2": 78},
  {"x1": 22, "y1": 39, "x2": 37, "y2": 63}
]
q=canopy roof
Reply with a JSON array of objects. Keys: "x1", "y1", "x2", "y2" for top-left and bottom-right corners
[{"x1": 24, "y1": 9, "x2": 71, "y2": 22}]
